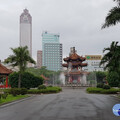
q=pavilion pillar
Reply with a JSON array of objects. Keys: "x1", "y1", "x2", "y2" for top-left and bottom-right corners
[{"x1": 6, "y1": 76, "x2": 8, "y2": 88}]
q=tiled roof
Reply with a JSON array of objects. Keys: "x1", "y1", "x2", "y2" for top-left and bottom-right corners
[
  {"x1": 0, "y1": 63, "x2": 13, "y2": 75},
  {"x1": 63, "y1": 53, "x2": 86, "y2": 61},
  {"x1": 62, "y1": 62, "x2": 87, "y2": 67}
]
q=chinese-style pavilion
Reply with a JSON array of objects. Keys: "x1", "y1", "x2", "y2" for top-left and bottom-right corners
[
  {"x1": 62, "y1": 47, "x2": 89, "y2": 85},
  {"x1": 0, "y1": 63, "x2": 12, "y2": 88}
]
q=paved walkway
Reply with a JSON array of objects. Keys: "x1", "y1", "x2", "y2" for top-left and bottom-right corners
[{"x1": 0, "y1": 88, "x2": 120, "y2": 120}]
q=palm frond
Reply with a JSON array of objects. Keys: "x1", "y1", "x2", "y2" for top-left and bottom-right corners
[
  {"x1": 113, "y1": 0, "x2": 120, "y2": 6},
  {"x1": 102, "y1": 7, "x2": 120, "y2": 28},
  {"x1": 4, "y1": 46, "x2": 35, "y2": 73}
]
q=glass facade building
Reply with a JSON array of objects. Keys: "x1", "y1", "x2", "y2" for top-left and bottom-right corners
[{"x1": 42, "y1": 31, "x2": 62, "y2": 71}]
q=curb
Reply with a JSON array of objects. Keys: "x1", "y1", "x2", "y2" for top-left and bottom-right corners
[{"x1": 0, "y1": 95, "x2": 36, "y2": 109}]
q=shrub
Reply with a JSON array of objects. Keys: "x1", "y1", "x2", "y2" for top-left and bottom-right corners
[
  {"x1": 3, "y1": 89, "x2": 11, "y2": 94},
  {"x1": 87, "y1": 87, "x2": 120, "y2": 94},
  {"x1": 97, "y1": 83, "x2": 104, "y2": 88},
  {"x1": 20, "y1": 88, "x2": 27, "y2": 95},
  {"x1": 9, "y1": 72, "x2": 43, "y2": 88},
  {"x1": 118, "y1": 83, "x2": 120, "y2": 88},
  {"x1": 10, "y1": 88, "x2": 27, "y2": 96},
  {"x1": 0, "y1": 94, "x2": 1, "y2": 100},
  {"x1": 103, "y1": 85, "x2": 110, "y2": 89},
  {"x1": 87, "y1": 87, "x2": 102, "y2": 93},
  {"x1": 28, "y1": 86, "x2": 62, "y2": 94},
  {"x1": 2, "y1": 93, "x2": 8, "y2": 99},
  {"x1": 10, "y1": 88, "x2": 21, "y2": 96},
  {"x1": 38, "y1": 85, "x2": 46, "y2": 89},
  {"x1": 100, "y1": 89, "x2": 119, "y2": 94}
]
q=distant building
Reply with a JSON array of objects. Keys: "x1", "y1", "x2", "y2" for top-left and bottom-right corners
[
  {"x1": 20, "y1": 9, "x2": 32, "y2": 57},
  {"x1": 42, "y1": 31, "x2": 62, "y2": 71},
  {"x1": 44, "y1": 43, "x2": 62, "y2": 71},
  {"x1": 83, "y1": 55, "x2": 104, "y2": 72},
  {"x1": 20, "y1": 9, "x2": 32, "y2": 67},
  {"x1": 37, "y1": 50, "x2": 42, "y2": 68},
  {"x1": 69, "y1": 47, "x2": 77, "y2": 56}
]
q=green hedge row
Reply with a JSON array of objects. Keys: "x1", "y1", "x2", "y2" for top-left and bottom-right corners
[
  {"x1": 86, "y1": 87, "x2": 120, "y2": 94},
  {"x1": 4, "y1": 88, "x2": 27, "y2": 96},
  {"x1": 3, "y1": 87, "x2": 62, "y2": 95},
  {"x1": 28, "y1": 87, "x2": 62, "y2": 94}
]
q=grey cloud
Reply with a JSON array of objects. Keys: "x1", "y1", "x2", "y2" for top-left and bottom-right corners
[{"x1": 0, "y1": 0, "x2": 120, "y2": 61}]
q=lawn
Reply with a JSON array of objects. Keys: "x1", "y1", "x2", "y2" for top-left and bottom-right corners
[{"x1": 0, "y1": 94, "x2": 29, "y2": 105}]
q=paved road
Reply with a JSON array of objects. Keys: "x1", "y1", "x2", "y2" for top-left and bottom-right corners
[{"x1": 0, "y1": 88, "x2": 120, "y2": 120}]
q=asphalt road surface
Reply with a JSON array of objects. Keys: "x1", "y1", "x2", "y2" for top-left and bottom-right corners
[{"x1": 0, "y1": 88, "x2": 120, "y2": 120}]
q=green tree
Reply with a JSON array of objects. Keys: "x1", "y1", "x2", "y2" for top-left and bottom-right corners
[
  {"x1": 96, "y1": 71, "x2": 107, "y2": 83},
  {"x1": 100, "y1": 41, "x2": 120, "y2": 72},
  {"x1": 107, "y1": 71, "x2": 119, "y2": 87},
  {"x1": 4, "y1": 46, "x2": 36, "y2": 88},
  {"x1": 9, "y1": 72, "x2": 43, "y2": 88},
  {"x1": 102, "y1": 0, "x2": 120, "y2": 28},
  {"x1": 100, "y1": 42, "x2": 120, "y2": 86}
]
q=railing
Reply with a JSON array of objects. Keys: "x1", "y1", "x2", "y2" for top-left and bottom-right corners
[{"x1": 0, "y1": 85, "x2": 11, "y2": 88}]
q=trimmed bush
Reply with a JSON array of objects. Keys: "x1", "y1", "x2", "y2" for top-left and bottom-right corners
[
  {"x1": 9, "y1": 72, "x2": 43, "y2": 88},
  {"x1": 28, "y1": 86, "x2": 62, "y2": 94},
  {"x1": 38, "y1": 85, "x2": 46, "y2": 89},
  {"x1": 86, "y1": 87, "x2": 102, "y2": 93},
  {"x1": 3, "y1": 89, "x2": 11, "y2": 94},
  {"x1": 10, "y1": 88, "x2": 21, "y2": 96},
  {"x1": 118, "y1": 83, "x2": 120, "y2": 88},
  {"x1": 97, "y1": 83, "x2": 104, "y2": 88},
  {"x1": 9, "y1": 88, "x2": 27, "y2": 96},
  {"x1": 103, "y1": 85, "x2": 110, "y2": 89},
  {"x1": 2, "y1": 93, "x2": 8, "y2": 99},
  {"x1": 20, "y1": 88, "x2": 27, "y2": 95},
  {"x1": 100, "y1": 89, "x2": 119, "y2": 94},
  {"x1": 0, "y1": 94, "x2": 2, "y2": 100},
  {"x1": 87, "y1": 87, "x2": 120, "y2": 94}
]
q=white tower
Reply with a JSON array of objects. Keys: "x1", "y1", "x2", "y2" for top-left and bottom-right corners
[{"x1": 20, "y1": 9, "x2": 32, "y2": 57}]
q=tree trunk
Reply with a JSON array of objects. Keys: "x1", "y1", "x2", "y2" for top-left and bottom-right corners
[{"x1": 18, "y1": 73, "x2": 21, "y2": 88}]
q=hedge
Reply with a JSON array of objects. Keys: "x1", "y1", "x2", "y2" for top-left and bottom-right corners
[
  {"x1": 28, "y1": 87, "x2": 62, "y2": 94},
  {"x1": 4, "y1": 88, "x2": 27, "y2": 96},
  {"x1": 86, "y1": 87, "x2": 120, "y2": 94}
]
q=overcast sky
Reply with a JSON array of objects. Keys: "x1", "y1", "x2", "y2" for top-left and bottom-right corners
[{"x1": 0, "y1": 0, "x2": 120, "y2": 61}]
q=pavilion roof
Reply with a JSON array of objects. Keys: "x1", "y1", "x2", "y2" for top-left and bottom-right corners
[
  {"x1": 0, "y1": 63, "x2": 13, "y2": 75},
  {"x1": 63, "y1": 53, "x2": 86, "y2": 62},
  {"x1": 62, "y1": 62, "x2": 87, "y2": 67}
]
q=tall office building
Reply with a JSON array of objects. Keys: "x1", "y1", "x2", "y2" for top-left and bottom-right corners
[
  {"x1": 42, "y1": 31, "x2": 62, "y2": 71},
  {"x1": 20, "y1": 9, "x2": 32, "y2": 57},
  {"x1": 37, "y1": 50, "x2": 42, "y2": 68}
]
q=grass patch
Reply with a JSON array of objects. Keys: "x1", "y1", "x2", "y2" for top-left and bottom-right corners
[
  {"x1": 28, "y1": 86, "x2": 62, "y2": 94},
  {"x1": 86, "y1": 87, "x2": 120, "y2": 94},
  {"x1": 0, "y1": 94, "x2": 29, "y2": 105}
]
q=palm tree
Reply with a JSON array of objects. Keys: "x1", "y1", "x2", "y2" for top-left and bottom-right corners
[
  {"x1": 4, "y1": 46, "x2": 36, "y2": 88},
  {"x1": 100, "y1": 41, "x2": 120, "y2": 72},
  {"x1": 102, "y1": 0, "x2": 120, "y2": 28}
]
